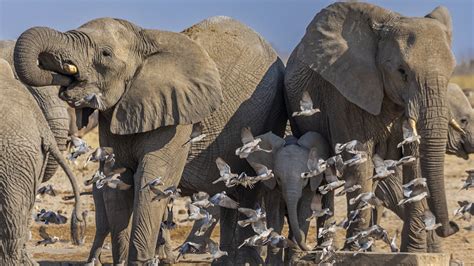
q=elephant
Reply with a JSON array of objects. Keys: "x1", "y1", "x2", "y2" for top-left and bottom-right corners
[
  {"x1": 462, "y1": 88, "x2": 474, "y2": 108},
  {"x1": 284, "y1": 2, "x2": 459, "y2": 250},
  {"x1": 373, "y1": 81, "x2": 474, "y2": 252},
  {"x1": 0, "y1": 58, "x2": 83, "y2": 265},
  {"x1": 13, "y1": 16, "x2": 286, "y2": 265},
  {"x1": 244, "y1": 131, "x2": 331, "y2": 263}
]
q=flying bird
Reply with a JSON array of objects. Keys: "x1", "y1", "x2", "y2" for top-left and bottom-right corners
[
  {"x1": 318, "y1": 221, "x2": 337, "y2": 239},
  {"x1": 390, "y1": 229, "x2": 400, "y2": 252},
  {"x1": 186, "y1": 203, "x2": 208, "y2": 221},
  {"x1": 335, "y1": 178, "x2": 361, "y2": 197},
  {"x1": 454, "y1": 201, "x2": 473, "y2": 221},
  {"x1": 397, "y1": 120, "x2": 421, "y2": 148},
  {"x1": 209, "y1": 192, "x2": 239, "y2": 209},
  {"x1": 461, "y1": 169, "x2": 474, "y2": 190},
  {"x1": 292, "y1": 91, "x2": 320, "y2": 117},
  {"x1": 151, "y1": 186, "x2": 181, "y2": 202},
  {"x1": 354, "y1": 237, "x2": 374, "y2": 256},
  {"x1": 349, "y1": 192, "x2": 383, "y2": 208},
  {"x1": 301, "y1": 148, "x2": 326, "y2": 179},
  {"x1": 141, "y1": 177, "x2": 164, "y2": 191},
  {"x1": 335, "y1": 140, "x2": 365, "y2": 155},
  {"x1": 191, "y1": 191, "x2": 214, "y2": 209},
  {"x1": 343, "y1": 152, "x2": 368, "y2": 167},
  {"x1": 418, "y1": 210, "x2": 442, "y2": 232},
  {"x1": 68, "y1": 135, "x2": 91, "y2": 162},
  {"x1": 318, "y1": 173, "x2": 346, "y2": 195},
  {"x1": 213, "y1": 157, "x2": 239, "y2": 186},
  {"x1": 195, "y1": 212, "x2": 217, "y2": 236},
  {"x1": 264, "y1": 231, "x2": 295, "y2": 249},
  {"x1": 238, "y1": 205, "x2": 266, "y2": 227},
  {"x1": 84, "y1": 170, "x2": 106, "y2": 186},
  {"x1": 84, "y1": 146, "x2": 114, "y2": 167},
  {"x1": 183, "y1": 122, "x2": 206, "y2": 146},
  {"x1": 37, "y1": 226, "x2": 59, "y2": 246},
  {"x1": 235, "y1": 127, "x2": 271, "y2": 158},
  {"x1": 36, "y1": 209, "x2": 67, "y2": 225},
  {"x1": 207, "y1": 239, "x2": 228, "y2": 261},
  {"x1": 37, "y1": 184, "x2": 56, "y2": 197},
  {"x1": 175, "y1": 242, "x2": 201, "y2": 261},
  {"x1": 307, "y1": 194, "x2": 333, "y2": 221}
]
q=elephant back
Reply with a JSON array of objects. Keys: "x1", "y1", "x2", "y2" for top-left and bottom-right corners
[{"x1": 180, "y1": 17, "x2": 287, "y2": 194}]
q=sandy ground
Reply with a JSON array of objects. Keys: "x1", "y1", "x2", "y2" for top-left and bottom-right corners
[{"x1": 26, "y1": 129, "x2": 474, "y2": 264}]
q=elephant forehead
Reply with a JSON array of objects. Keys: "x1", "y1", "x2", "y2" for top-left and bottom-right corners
[{"x1": 274, "y1": 146, "x2": 309, "y2": 177}]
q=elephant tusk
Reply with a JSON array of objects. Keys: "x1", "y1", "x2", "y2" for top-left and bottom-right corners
[
  {"x1": 408, "y1": 118, "x2": 419, "y2": 137},
  {"x1": 449, "y1": 119, "x2": 466, "y2": 135},
  {"x1": 63, "y1": 63, "x2": 78, "y2": 74}
]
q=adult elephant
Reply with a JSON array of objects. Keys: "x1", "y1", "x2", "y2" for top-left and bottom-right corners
[
  {"x1": 14, "y1": 16, "x2": 286, "y2": 265},
  {"x1": 284, "y1": 2, "x2": 459, "y2": 248},
  {"x1": 0, "y1": 58, "x2": 83, "y2": 265}
]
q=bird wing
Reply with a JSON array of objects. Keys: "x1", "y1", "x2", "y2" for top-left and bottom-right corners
[
  {"x1": 207, "y1": 239, "x2": 218, "y2": 254},
  {"x1": 216, "y1": 157, "x2": 232, "y2": 176},
  {"x1": 372, "y1": 154, "x2": 385, "y2": 171},
  {"x1": 193, "y1": 191, "x2": 209, "y2": 201},
  {"x1": 238, "y1": 207, "x2": 257, "y2": 218},
  {"x1": 191, "y1": 123, "x2": 204, "y2": 138},
  {"x1": 188, "y1": 204, "x2": 201, "y2": 215},
  {"x1": 252, "y1": 163, "x2": 270, "y2": 176},
  {"x1": 218, "y1": 195, "x2": 239, "y2": 209},
  {"x1": 310, "y1": 193, "x2": 322, "y2": 211},
  {"x1": 423, "y1": 210, "x2": 436, "y2": 226},
  {"x1": 39, "y1": 226, "x2": 50, "y2": 239},
  {"x1": 69, "y1": 136, "x2": 84, "y2": 147},
  {"x1": 300, "y1": 91, "x2": 314, "y2": 110},
  {"x1": 240, "y1": 127, "x2": 255, "y2": 144}
]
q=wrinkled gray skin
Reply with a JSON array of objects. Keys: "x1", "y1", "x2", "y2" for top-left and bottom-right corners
[
  {"x1": 244, "y1": 132, "x2": 331, "y2": 263},
  {"x1": 285, "y1": 2, "x2": 459, "y2": 249},
  {"x1": 374, "y1": 82, "x2": 474, "y2": 252},
  {"x1": 463, "y1": 88, "x2": 474, "y2": 108},
  {"x1": 14, "y1": 17, "x2": 286, "y2": 265},
  {"x1": 0, "y1": 58, "x2": 83, "y2": 265}
]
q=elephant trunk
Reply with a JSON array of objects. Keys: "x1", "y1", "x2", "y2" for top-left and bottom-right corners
[
  {"x1": 416, "y1": 77, "x2": 459, "y2": 238},
  {"x1": 14, "y1": 27, "x2": 73, "y2": 87},
  {"x1": 286, "y1": 188, "x2": 310, "y2": 251}
]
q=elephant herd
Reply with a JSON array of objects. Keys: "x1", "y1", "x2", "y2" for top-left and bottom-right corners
[{"x1": 0, "y1": 2, "x2": 473, "y2": 265}]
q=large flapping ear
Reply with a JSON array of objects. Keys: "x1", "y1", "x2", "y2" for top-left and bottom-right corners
[
  {"x1": 245, "y1": 132, "x2": 285, "y2": 190},
  {"x1": 110, "y1": 30, "x2": 223, "y2": 135},
  {"x1": 425, "y1": 6, "x2": 452, "y2": 45},
  {"x1": 295, "y1": 2, "x2": 397, "y2": 115},
  {"x1": 297, "y1": 131, "x2": 330, "y2": 159}
]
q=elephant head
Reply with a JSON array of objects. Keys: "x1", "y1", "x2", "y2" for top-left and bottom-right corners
[
  {"x1": 446, "y1": 83, "x2": 474, "y2": 158},
  {"x1": 14, "y1": 18, "x2": 223, "y2": 135},
  {"x1": 245, "y1": 131, "x2": 330, "y2": 250},
  {"x1": 294, "y1": 2, "x2": 457, "y2": 237}
]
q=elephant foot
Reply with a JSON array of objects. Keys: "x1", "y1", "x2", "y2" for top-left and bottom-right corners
[
  {"x1": 265, "y1": 250, "x2": 284, "y2": 266},
  {"x1": 427, "y1": 230, "x2": 442, "y2": 253},
  {"x1": 213, "y1": 246, "x2": 263, "y2": 266}
]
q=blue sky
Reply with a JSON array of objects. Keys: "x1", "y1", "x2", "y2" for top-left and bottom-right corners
[{"x1": 0, "y1": 0, "x2": 472, "y2": 61}]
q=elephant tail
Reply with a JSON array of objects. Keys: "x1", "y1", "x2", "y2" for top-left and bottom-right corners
[{"x1": 45, "y1": 138, "x2": 84, "y2": 245}]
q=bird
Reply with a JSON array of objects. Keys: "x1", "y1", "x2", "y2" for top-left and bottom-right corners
[
  {"x1": 161, "y1": 203, "x2": 176, "y2": 230},
  {"x1": 36, "y1": 209, "x2": 67, "y2": 225},
  {"x1": 235, "y1": 127, "x2": 271, "y2": 159},
  {"x1": 151, "y1": 186, "x2": 181, "y2": 202},
  {"x1": 37, "y1": 226, "x2": 59, "y2": 246},
  {"x1": 335, "y1": 140, "x2": 365, "y2": 155},
  {"x1": 398, "y1": 191, "x2": 428, "y2": 206},
  {"x1": 326, "y1": 155, "x2": 345, "y2": 178},
  {"x1": 343, "y1": 152, "x2": 368, "y2": 167},
  {"x1": 209, "y1": 191, "x2": 239, "y2": 209},
  {"x1": 454, "y1": 201, "x2": 473, "y2": 221},
  {"x1": 402, "y1": 177, "x2": 427, "y2": 196},
  {"x1": 84, "y1": 170, "x2": 106, "y2": 186},
  {"x1": 207, "y1": 239, "x2": 228, "y2": 261},
  {"x1": 292, "y1": 91, "x2": 320, "y2": 117},
  {"x1": 399, "y1": 178, "x2": 428, "y2": 206},
  {"x1": 397, "y1": 120, "x2": 421, "y2": 148},
  {"x1": 338, "y1": 209, "x2": 364, "y2": 230},
  {"x1": 419, "y1": 210, "x2": 442, "y2": 232},
  {"x1": 106, "y1": 177, "x2": 132, "y2": 190},
  {"x1": 213, "y1": 157, "x2": 239, "y2": 186},
  {"x1": 195, "y1": 212, "x2": 216, "y2": 236},
  {"x1": 238, "y1": 234, "x2": 268, "y2": 249},
  {"x1": 307, "y1": 194, "x2": 333, "y2": 221},
  {"x1": 67, "y1": 135, "x2": 91, "y2": 162},
  {"x1": 175, "y1": 242, "x2": 201, "y2": 261},
  {"x1": 96, "y1": 167, "x2": 130, "y2": 190},
  {"x1": 353, "y1": 237, "x2": 374, "y2": 256},
  {"x1": 349, "y1": 192, "x2": 383, "y2": 208},
  {"x1": 37, "y1": 184, "x2": 56, "y2": 197},
  {"x1": 238, "y1": 205, "x2": 266, "y2": 227},
  {"x1": 182, "y1": 122, "x2": 206, "y2": 146},
  {"x1": 369, "y1": 154, "x2": 396, "y2": 180},
  {"x1": 318, "y1": 221, "x2": 337, "y2": 239},
  {"x1": 186, "y1": 203, "x2": 208, "y2": 221},
  {"x1": 84, "y1": 146, "x2": 114, "y2": 167},
  {"x1": 318, "y1": 174, "x2": 345, "y2": 195},
  {"x1": 141, "y1": 177, "x2": 164, "y2": 191},
  {"x1": 191, "y1": 191, "x2": 214, "y2": 209},
  {"x1": 319, "y1": 244, "x2": 336, "y2": 265},
  {"x1": 461, "y1": 169, "x2": 474, "y2": 190},
  {"x1": 335, "y1": 179, "x2": 361, "y2": 197},
  {"x1": 301, "y1": 148, "x2": 326, "y2": 179},
  {"x1": 74, "y1": 92, "x2": 106, "y2": 110},
  {"x1": 249, "y1": 163, "x2": 274, "y2": 182},
  {"x1": 264, "y1": 231, "x2": 295, "y2": 249},
  {"x1": 390, "y1": 229, "x2": 400, "y2": 252},
  {"x1": 227, "y1": 172, "x2": 256, "y2": 189}
]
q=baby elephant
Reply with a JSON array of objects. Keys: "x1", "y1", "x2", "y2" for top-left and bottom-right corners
[
  {"x1": 245, "y1": 131, "x2": 331, "y2": 263},
  {"x1": 0, "y1": 59, "x2": 83, "y2": 265}
]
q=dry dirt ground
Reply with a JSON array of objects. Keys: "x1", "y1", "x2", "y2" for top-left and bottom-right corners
[{"x1": 25, "y1": 128, "x2": 474, "y2": 265}]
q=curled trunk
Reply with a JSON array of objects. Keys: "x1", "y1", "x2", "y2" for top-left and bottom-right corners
[
  {"x1": 286, "y1": 192, "x2": 310, "y2": 251},
  {"x1": 14, "y1": 27, "x2": 72, "y2": 87}
]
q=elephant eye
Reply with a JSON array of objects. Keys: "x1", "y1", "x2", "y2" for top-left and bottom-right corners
[
  {"x1": 460, "y1": 118, "x2": 468, "y2": 125},
  {"x1": 398, "y1": 67, "x2": 408, "y2": 82},
  {"x1": 101, "y1": 48, "x2": 112, "y2": 57}
]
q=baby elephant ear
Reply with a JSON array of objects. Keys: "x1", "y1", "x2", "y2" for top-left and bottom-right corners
[
  {"x1": 297, "y1": 132, "x2": 330, "y2": 159},
  {"x1": 110, "y1": 30, "x2": 223, "y2": 135}
]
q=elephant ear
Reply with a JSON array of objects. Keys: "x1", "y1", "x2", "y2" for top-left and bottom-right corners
[
  {"x1": 296, "y1": 2, "x2": 397, "y2": 115},
  {"x1": 110, "y1": 30, "x2": 223, "y2": 135},
  {"x1": 245, "y1": 132, "x2": 285, "y2": 190},
  {"x1": 425, "y1": 6, "x2": 452, "y2": 45},
  {"x1": 297, "y1": 131, "x2": 330, "y2": 159}
]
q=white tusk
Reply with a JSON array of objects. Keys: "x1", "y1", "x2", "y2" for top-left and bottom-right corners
[
  {"x1": 63, "y1": 63, "x2": 78, "y2": 74},
  {"x1": 449, "y1": 119, "x2": 466, "y2": 135},
  {"x1": 408, "y1": 118, "x2": 418, "y2": 137}
]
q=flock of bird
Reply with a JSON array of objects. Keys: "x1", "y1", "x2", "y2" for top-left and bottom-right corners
[{"x1": 29, "y1": 91, "x2": 473, "y2": 264}]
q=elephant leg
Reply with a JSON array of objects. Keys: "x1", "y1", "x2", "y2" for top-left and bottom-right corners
[
  {"x1": 263, "y1": 189, "x2": 285, "y2": 265},
  {"x1": 156, "y1": 210, "x2": 176, "y2": 264},
  {"x1": 103, "y1": 186, "x2": 134, "y2": 264},
  {"x1": 182, "y1": 205, "x2": 220, "y2": 253},
  {"x1": 128, "y1": 139, "x2": 190, "y2": 265},
  {"x1": 426, "y1": 227, "x2": 442, "y2": 253},
  {"x1": 217, "y1": 186, "x2": 264, "y2": 265},
  {"x1": 87, "y1": 186, "x2": 110, "y2": 264},
  {"x1": 343, "y1": 161, "x2": 374, "y2": 250}
]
